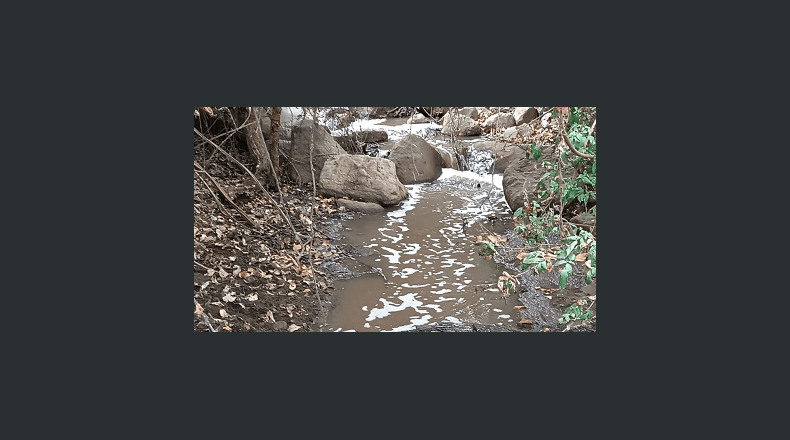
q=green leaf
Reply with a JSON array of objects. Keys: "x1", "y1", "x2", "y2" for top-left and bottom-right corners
[
  {"x1": 559, "y1": 263, "x2": 572, "y2": 289},
  {"x1": 514, "y1": 207, "x2": 523, "y2": 218},
  {"x1": 532, "y1": 145, "x2": 542, "y2": 161}
]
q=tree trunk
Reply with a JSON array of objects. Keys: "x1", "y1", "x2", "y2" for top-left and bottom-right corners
[
  {"x1": 270, "y1": 107, "x2": 282, "y2": 178},
  {"x1": 231, "y1": 107, "x2": 274, "y2": 187}
]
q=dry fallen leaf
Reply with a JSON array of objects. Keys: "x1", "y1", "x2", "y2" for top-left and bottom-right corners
[
  {"x1": 239, "y1": 271, "x2": 250, "y2": 278},
  {"x1": 218, "y1": 268, "x2": 229, "y2": 278},
  {"x1": 293, "y1": 244, "x2": 302, "y2": 251},
  {"x1": 585, "y1": 260, "x2": 593, "y2": 268},
  {"x1": 287, "y1": 324, "x2": 300, "y2": 332},
  {"x1": 206, "y1": 268, "x2": 215, "y2": 277},
  {"x1": 219, "y1": 309, "x2": 229, "y2": 318},
  {"x1": 513, "y1": 305, "x2": 527, "y2": 310},
  {"x1": 195, "y1": 302, "x2": 204, "y2": 315},
  {"x1": 283, "y1": 237, "x2": 291, "y2": 244},
  {"x1": 264, "y1": 310, "x2": 275, "y2": 323},
  {"x1": 516, "y1": 251, "x2": 527, "y2": 260},
  {"x1": 247, "y1": 293, "x2": 258, "y2": 301},
  {"x1": 575, "y1": 252, "x2": 589, "y2": 261},
  {"x1": 222, "y1": 292, "x2": 236, "y2": 302},
  {"x1": 222, "y1": 326, "x2": 231, "y2": 331}
]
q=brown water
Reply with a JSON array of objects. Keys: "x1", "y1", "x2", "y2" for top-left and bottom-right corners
[{"x1": 319, "y1": 176, "x2": 519, "y2": 332}]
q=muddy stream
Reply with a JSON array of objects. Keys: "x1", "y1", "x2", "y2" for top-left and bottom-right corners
[
  {"x1": 319, "y1": 174, "x2": 521, "y2": 332},
  {"x1": 306, "y1": 116, "x2": 594, "y2": 332}
]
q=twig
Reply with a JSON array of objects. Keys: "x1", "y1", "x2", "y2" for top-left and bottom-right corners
[
  {"x1": 195, "y1": 298, "x2": 216, "y2": 332},
  {"x1": 553, "y1": 113, "x2": 566, "y2": 240},
  {"x1": 304, "y1": 108, "x2": 325, "y2": 319},
  {"x1": 194, "y1": 166, "x2": 232, "y2": 219},
  {"x1": 194, "y1": 161, "x2": 260, "y2": 230},
  {"x1": 194, "y1": 127, "x2": 305, "y2": 249},
  {"x1": 559, "y1": 116, "x2": 595, "y2": 159},
  {"x1": 194, "y1": 261, "x2": 211, "y2": 271},
  {"x1": 252, "y1": 110, "x2": 284, "y2": 205}
]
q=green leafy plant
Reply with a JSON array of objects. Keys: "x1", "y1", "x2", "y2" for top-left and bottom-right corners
[
  {"x1": 515, "y1": 108, "x2": 597, "y2": 289},
  {"x1": 474, "y1": 240, "x2": 497, "y2": 256},
  {"x1": 559, "y1": 300, "x2": 594, "y2": 324},
  {"x1": 474, "y1": 108, "x2": 596, "y2": 293}
]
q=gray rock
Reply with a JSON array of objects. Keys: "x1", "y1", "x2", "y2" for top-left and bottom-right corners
[
  {"x1": 513, "y1": 107, "x2": 539, "y2": 125},
  {"x1": 388, "y1": 134, "x2": 444, "y2": 184},
  {"x1": 458, "y1": 107, "x2": 479, "y2": 119},
  {"x1": 406, "y1": 113, "x2": 429, "y2": 124},
  {"x1": 441, "y1": 112, "x2": 482, "y2": 137},
  {"x1": 503, "y1": 124, "x2": 534, "y2": 141},
  {"x1": 482, "y1": 112, "x2": 516, "y2": 131},
  {"x1": 273, "y1": 321, "x2": 287, "y2": 331},
  {"x1": 363, "y1": 107, "x2": 394, "y2": 118},
  {"x1": 434, "y1": 145, "x2": 460, "y2": 170},
  {"x1": 318, "y1": 155, "x2": 408, "y2": 205},
  {"x1": 336, "y1": 199, "x2": 385, "y2": 214},
  {"x1": 289, "y1": 120, "x2": 347, "y2": 185},
  {"x1": 502, "y1": 145, "x2": 578, "y2": 212}
]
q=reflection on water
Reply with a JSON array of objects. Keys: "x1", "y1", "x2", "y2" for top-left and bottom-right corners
[{"x1": 322, "y1": 175, "x2": 519, "y2": 332}]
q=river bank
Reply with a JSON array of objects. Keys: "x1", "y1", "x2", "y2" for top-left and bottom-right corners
[{"x1": 194, "y1": 109, "x2": 596, "y2": 332}]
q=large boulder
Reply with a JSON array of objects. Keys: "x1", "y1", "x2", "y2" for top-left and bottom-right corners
[
  {"x1": 513, "y1": 107, "x2": 539, "y2": 125},
  {"x1": 289, "y1": 120, "x2": 347, "y2": 185},
  {"x1": 458, "y1": 107, "x2": 479, "y2": 119},
  {"x1": 388, "y1": 134, "x2": 444, "y2": 184},
  {"x1": 482, "y1": 112, "x2": 516, "y2": 131},
  {"x1": 434, "y1": 144, "x2": 460, "y2": 170},
  {"x1": 441, "y1": 111, "x2": 482, "y2": 137},
  {"x1": 318, "y1": 155, "x2": 408, "y2": 206},
  {"x1": 363, "y1": 107, "x2": 394, "y2": 118},
  {"x1": 407, "y1": 113, "x2": 429, "y2": 124},
  {"x1": 502, "y1": 145, "x2": 578, "y2": 212}
]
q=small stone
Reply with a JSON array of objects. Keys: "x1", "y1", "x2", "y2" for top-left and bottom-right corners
[{"x1": 273, "y1": 321, "x2": 288, "y2": 331}]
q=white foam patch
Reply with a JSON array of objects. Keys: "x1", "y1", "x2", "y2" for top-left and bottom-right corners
[
  {"x1": 330, "y1": 118, "x2": 442, "y2": 143},
  {"x1": 437, "y1": 168, "x2": 504, "y2": 189},
  {"x1": 366, "y1": 293, "x2": 425, "y2": 322},
  {"x1": 380, "y1": 246, "x2": 401, "y2": 264}
]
